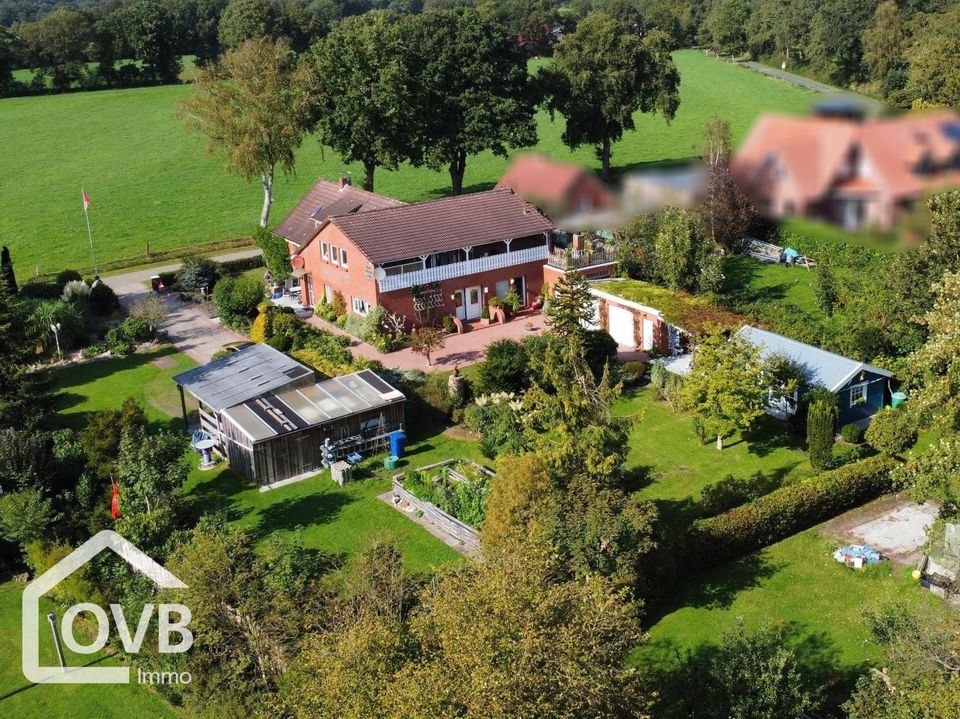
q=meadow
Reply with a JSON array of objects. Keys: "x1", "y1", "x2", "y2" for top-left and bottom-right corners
[{"x1": 0, "y1": 50, "x2": 816, "y2": 278}]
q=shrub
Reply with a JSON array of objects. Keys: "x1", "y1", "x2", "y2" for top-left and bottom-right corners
[
  {"x1": 56, "y1": 269, "x2": 83, "y2": 287},
  {"x1": 807, "y1": 400, "x2": 836, "y2": 471},
  {"x1": 291, "y1": 347, "x2": 354, "y2": 377},
  {"x1": 81, "y1": 342, "x2": 109, "y2": 358},
  {"x1": 330, "y1": 290, "x2": 346, "y2": 318},
  {"x1": 105, "y1": 316, "x2": 154, "y2": 354},
  {"x1": 178, "y1": 257, "x2": 221, "y2": 292},
  {"x1": 620, "y1": 361, "x2": 648, "y2": 386},
  {"x1": 218, "y1": 255, "x2": 265, "y2": 275},
  {"x1": 61, "y1": 279, "x2": 91, "y2": 304},
  {"x1": 266, "y1": 333, "x2": 292, "y2": 351},
  {"x1": 19, "y1": 278, "x2": 60, "y2": 300},
  {"x1": 442, "y1": 315, "x2": 456, "y2": 333},
  {"x1": 212, "y1": 276, "x2": 264, "y2": 327},
  {"x1": 464, "y1": 393, "x2": 528, "y2": 459},
  {"x1": 88, "y1": 281, "x2": 120, "y2": 316},
  {"x1": 650, "y1": 362, "x2": 669, "y2": 401},
  {"x1": 583, "y1": 329, "x2": 618, "y2": 379},
  {"x1": 157, "y1": 271, "x2": 177, "y2": 288},
  {"x1": 840, "y1": 423, "x2": 864, "y2": 444},
  {"x1": 315, "y1": 299, "x2": 339, "y2": 322},
  {"x1": 480, "y1": 305, "x2": 490, "y2": 320},
  {"x1": 501, "y1": 287, "x2": 521, "y2": 313},
  {"x1": 476, "y1": 339, "x2": 529, "y2": 395},
  {"x1": 865, "y1": 407, "x2": 917, "y2": 455},
  {"x1": 830, "y1": 443, "x2": 866, "y2": 469},
  {"x1": 686, "y1": 455, "x2": 898, "y2": 568},
  {"x1": 698, "y1": 473, "x2": 780, "y2": 517},
  {"x1": 253, "y1": 227, "x2": 289, "y2": 279},
  {"x1": 250, "y1": 310, "x2": 270, "y2": 343}
]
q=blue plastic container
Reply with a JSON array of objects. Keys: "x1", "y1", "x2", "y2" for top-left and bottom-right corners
[{"x1": 388, "y1": 430, "x2": 407, "y2": 458}]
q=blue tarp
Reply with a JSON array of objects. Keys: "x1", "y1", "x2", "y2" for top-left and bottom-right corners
[
  {"x1": 783, "y1": 247, "x2": 801, "y2": 259},
  {"x1": 833, "y1": 545, "x2": 882, "y2": 567}
]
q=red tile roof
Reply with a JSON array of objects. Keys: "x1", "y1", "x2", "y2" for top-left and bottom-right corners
[
  {"x1": 328, "y1": 189, "x2": 555, "y2": 264},
  {"x1": 732, "y1": 109, "x2": 960, "y2": 206},
  {"x1": 496, "y1": 153, "x2": 611, "y2": 209},
  {"x1": 273, "y1": 179, "x2": 404, "y2": 247}
]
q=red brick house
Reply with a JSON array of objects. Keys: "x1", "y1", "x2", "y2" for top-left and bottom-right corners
[
  {"x1": 274, "y1": 179, "x2": 555, "y2": 325},
  {"x1": 732, "y1": 109, "x2": 960, "y2": 231},
  {"x1": 496, "y1": 153, "x2": 614, "y2": 218}
]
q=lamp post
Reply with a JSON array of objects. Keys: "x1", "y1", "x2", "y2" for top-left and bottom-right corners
[{"x1": 50, "y1": 322, "x2": 62, "y2": 359}]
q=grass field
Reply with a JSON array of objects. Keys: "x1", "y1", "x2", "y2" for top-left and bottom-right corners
[
  {"x1": 0, "y1": 50, "x2": 816, "y2": 278},
  {"x1": 0, "y1": 581, "x2": 177, "y2": 718}
]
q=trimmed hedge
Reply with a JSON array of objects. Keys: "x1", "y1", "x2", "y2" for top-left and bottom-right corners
[
  {"x1": 685, "y1": 455, "x2": 898, "y2": 569},
  {"x1": 220, "y1": 255, "x2": 265, "y2": 275}
]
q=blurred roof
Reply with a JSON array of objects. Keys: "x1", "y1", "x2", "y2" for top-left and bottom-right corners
[
  {"x1": 273, "y1": 179, "x2": 404, "y2": 247},
  {"x1": 221, "y1": 370, "x2": 405, "y2": 441},
  {"x1": 737, "y1": 325, "x2": 892, "y2": 392},
  {"x1": 173, "y1": 344, "x2": 314, "y2": 411},
  {"x1": 732, "y1": 109, "x2": 960, "y2": 205},
  {"x1": 496, "y1": 153, "x2": 612, "y2": 209}
]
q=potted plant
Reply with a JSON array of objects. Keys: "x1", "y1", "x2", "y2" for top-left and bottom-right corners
[
  {"x1": 480, "y1": 306, "x2": 490, "y2": 325},
  {"x1": 501, "y1": 288, "x2": 521, "y2": 316},
  {"x1": 442, "y1": 315, "x2": 456, "y2": 333}
]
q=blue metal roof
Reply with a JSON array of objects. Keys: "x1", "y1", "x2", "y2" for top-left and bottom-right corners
[{"x1": 737, "y1": 326, "x2": 892, "y2": 392}]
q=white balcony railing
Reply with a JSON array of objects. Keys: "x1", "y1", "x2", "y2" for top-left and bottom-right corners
[{"x1": 377, "y1": 245, "x2": 549, "y2": 292}]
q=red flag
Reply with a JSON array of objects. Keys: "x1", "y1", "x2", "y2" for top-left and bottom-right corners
[
  {"x1": 111, "y1": 480, "x2": 120, "y2": 520},
  {"x1": 82, "y1": 189, "x2": 91, "y2": 213}
]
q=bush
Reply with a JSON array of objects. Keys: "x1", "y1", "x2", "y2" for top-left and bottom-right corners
[
  {"x1": 620, "y1": 361, "x2": 648, "y2": 386},
  {"x1": 698, "y1": 473, "x2": 780, "y2": 517},
  {"x1": 807, "y1": 400, "x2": 836, "y2": 471},
  {"x1": 56, "y1": 269, "x2": 83, "y2": 287},
  {"x1": 840, "y1": 423, "x2": 864, "y2": 444},
  {"x1": 650, "y1": 361, "x2": 669, "y2": 400},
  {"x1": 829, "y1": 443, "x2": 866, "y2": 469},
  {"x1": 315, "y1": 299, "x2": 339, "y2": 322},
  {"x1": 331, "y1": 291, "x2": 346, "y2": 318},
  {"x1": 212, "y1": 276, "x2": 264, "y2": 328},
  {"x1": 583, "y1": 329, "x2": 618, "y2": 378},
  {"x1": 250, "y1": 310, "x2": 270, "y2": 343},
  {"x1": 686, "y1": 455, "x2": 898, "y2": 568},
  {"x1": 865, "y1": 407, "x2": 917, "y2": 455},
  {"x1": 464, "y1": 393, "x2": 528, "y2": 459},
  {"x1": 105, "y1": 317, "x2": 154, "y2": 354},
  {"x1": 157, "y1": 271, "x2": 177, "y2": 288},
  {"x1": 19, "y1": 278, "x2": 60, "y2": 300},
  {"x1": 61, "y1": 279, "x2": 90, "y2": 304},
  {"x1": 178, "y1": 257, "x2": 221, "y2": 292},
  {"x1": 81, "y1": 342, "x2": 109, "y2": 358},
  {"x1": 266, "y1": 333, "x2": 292, "y2": 351},
  {"x1": 476, "y1": 339, "x2": 529, "y2": 395},
  {"x1": 442, "y1": 315, "x2": 456, "y2": 333},
  {"x1": 88, "y1": 281, "x2": 119, "y2": 316}
]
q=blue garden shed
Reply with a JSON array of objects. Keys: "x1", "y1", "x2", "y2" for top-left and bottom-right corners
[{"x1": 737, "y1": 326, "x2": 894, "y2": 425}]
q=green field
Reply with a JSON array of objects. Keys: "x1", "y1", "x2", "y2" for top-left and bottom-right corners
[
  {"x1": 0, "y1": 50, "x2": 816, "y2": 278},
  {"x1": 0, "y1": 581, "x2": 177, "y2": 719}
]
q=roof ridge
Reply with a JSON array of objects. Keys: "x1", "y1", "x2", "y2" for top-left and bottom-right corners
[
  {"x1": 740, "y1": 324, "x2": 863, "y2": 367},
  {"x1": 329, "y1": 187, "x2": 529, "y2": 225}
]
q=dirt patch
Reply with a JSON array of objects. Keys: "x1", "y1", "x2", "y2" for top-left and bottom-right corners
[
  {"x1": 151, "y1": 356, "x2": 177, "y2": 369},
  {"x1": 443, "y1": 425, "x2": 480, "y2": 441},
  {"x1": 821, "y1": 494, "x2": 939, "y2": 566}
]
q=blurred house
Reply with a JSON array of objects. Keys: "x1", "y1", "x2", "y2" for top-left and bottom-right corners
[
  {"x1": 732, "y1": 108, "x2": 960, "y2": 231},
  {"x1": 496, "y1": 153, "x2": 614, "y2": 219},
  {"x1": 620, "y1": 164, "x2": 707, "y2": 213}
]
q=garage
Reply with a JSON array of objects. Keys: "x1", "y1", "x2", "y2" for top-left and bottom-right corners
[{"x1": 608, "y1": 304, "x2": 636, "y2": 348}]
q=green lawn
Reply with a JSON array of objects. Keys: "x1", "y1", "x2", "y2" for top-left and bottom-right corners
[
  {"x1": 0, "y1": 50, "x2": 815, "y2": 278},
  {"x1": 636, "y1": 529, "x2": 944, "y2": 717},
  {"x1": 52, "y1": 345, "x2": 196, "y2": 431},
  {"x1": 618, "y1": 386, "x2": 811, "y2": 526},
  {"x1": 720, "y1": 254, "x2": 823, "y2": 316},
  {"x1": 0, "y1": 581, "x2": 177, "y2": 719}
]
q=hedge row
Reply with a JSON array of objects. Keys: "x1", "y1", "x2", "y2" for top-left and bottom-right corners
[
  {"x1": 685, "y1": 455, "x2": 898, "y2": 569},
  {"x1": 219, "y1": 255, "x2": 265, "y2": 274}
]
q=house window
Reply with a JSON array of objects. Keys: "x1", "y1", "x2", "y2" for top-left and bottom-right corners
[
  {"x1": 321, "y1": 241, "x2": 328, "y2": 260},
  {"x1": 850, "y1": 382, "x2": 867, "y2": 407},
  {"x1": 340, "y1": 248, "x2": 348, "y2": 268},
  {"x1": 352, "y1": 297, "x2": 370, "y2": 315},
  {"x1": 330, "y1": 245, "x2": 338, "y2": 265}
]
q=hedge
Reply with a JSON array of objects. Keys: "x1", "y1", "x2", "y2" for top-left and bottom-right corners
[
  {"x1": 685, "y1": 455, "x2": 898, "y2": 569},
  {"x1": 219, "y1": 255, "x2": 265, "y2": 274}
]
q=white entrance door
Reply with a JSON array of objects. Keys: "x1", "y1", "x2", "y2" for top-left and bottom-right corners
[
  {"x1": 465, "y1": 286, "x2": 482, "y2": 319},
  {"x1": 608, "y1": 304, "x2": 635, "y2": 348},
  {"x1": 642, "y1": 318, "x2": 654, "y2": 350}
]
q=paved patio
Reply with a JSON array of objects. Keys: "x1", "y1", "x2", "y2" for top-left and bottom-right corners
[
  {"x1": 306, "y1": 311, "x2": 549, "y2": 371},
  {"x1": 823, "y1": 496, "x2": 940, "y2": 565}
]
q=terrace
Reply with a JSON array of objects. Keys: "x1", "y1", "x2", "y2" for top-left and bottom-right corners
[{"x1": 376, "y1": 236, "x2": 548, "y2": 292}]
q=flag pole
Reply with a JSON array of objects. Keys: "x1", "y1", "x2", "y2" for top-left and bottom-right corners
[{"x1": 82, "y1": 189, "x2": 98, "y2": 277}]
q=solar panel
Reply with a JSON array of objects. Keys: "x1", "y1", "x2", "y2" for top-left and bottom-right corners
[{"x1": 357, "y1": 369, "x2": 395, "y2": 395}]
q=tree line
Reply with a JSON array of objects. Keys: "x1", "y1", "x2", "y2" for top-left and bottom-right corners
[{"x1": 179, "y1": 8, "x2": 680, "y2": 226}]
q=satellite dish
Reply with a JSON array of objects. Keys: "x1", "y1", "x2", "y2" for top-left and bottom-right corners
[{"x1": 374, "y1": 267, "x2": 386, "y2": 281}]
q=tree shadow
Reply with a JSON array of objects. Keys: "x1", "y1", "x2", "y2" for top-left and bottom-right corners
[
  {"x1": 746, "y1": 416, "x2": 806, "y2": 458},
  {"x1": 187, "y1": 466, "x2": 253, "y2": 523},
  {"x1": 643, "y1": 621, "x2": 853, "y2": 719},
  {"x1": 423, "y1": 179, "x2": 496, "y2": 200},
  {"x1": 247, "y1": 491, "x2": 355, "y2": 543}
]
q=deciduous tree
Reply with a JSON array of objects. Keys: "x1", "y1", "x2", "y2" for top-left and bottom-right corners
[
  {"x1": 409, "y1": 325, "x2": 446, "y2": 367},
  {"x1": 681, "y1": 330, "x2": 766, "y2": 449},
  {"x1": 179, "y1": 38, "x2": 314, "y2": 227},
  {"x1": 541, "y1": 13, "x2": 679, "y2": 179}
]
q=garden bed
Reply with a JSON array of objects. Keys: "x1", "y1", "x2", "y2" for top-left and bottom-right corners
[{"x1": 391, "y1": 459, "x2": 493, "y2": 553}]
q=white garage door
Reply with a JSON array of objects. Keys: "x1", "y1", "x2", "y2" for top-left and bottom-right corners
[{"x1": 608, "y1": 304, "x2": 635, "y2": 348}]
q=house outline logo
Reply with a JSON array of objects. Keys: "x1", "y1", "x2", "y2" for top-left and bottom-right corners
[{"x1": 22, "y1": 530, "x2": 188, "y2": 684}]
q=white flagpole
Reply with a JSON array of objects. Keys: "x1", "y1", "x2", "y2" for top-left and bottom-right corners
[{"x1": 83, "y1": 189, "x2": 98, "y2": 277}]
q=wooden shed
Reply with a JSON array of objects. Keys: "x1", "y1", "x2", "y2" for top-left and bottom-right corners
[{"x1": 218, "y1": 370, "x2": 406, "y2": 487}]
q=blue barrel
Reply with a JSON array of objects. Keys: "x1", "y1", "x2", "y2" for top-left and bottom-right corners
[{"x1": 389, "y1": 430, "x2": 407, "y2": 458}]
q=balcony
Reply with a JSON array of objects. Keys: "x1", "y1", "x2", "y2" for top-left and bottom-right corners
[
  {"x1": 377, "y1": 245, "x2": 549, "y2": 292},
  {"x1": 545, "y1": 246, "x2": 618, "y2": 271}
]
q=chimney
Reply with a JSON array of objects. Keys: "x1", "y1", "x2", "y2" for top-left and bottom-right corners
[
  {"x1": 339, "y1": 176, "x2": 351, "y2": 189},
  {"x1": 571, "y1": 233, "x2": 583, "y2": 252}
]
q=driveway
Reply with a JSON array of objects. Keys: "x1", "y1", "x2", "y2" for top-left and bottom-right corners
[{"x1": 103, "y1": 249, "x2": 261, "y2": 364}]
